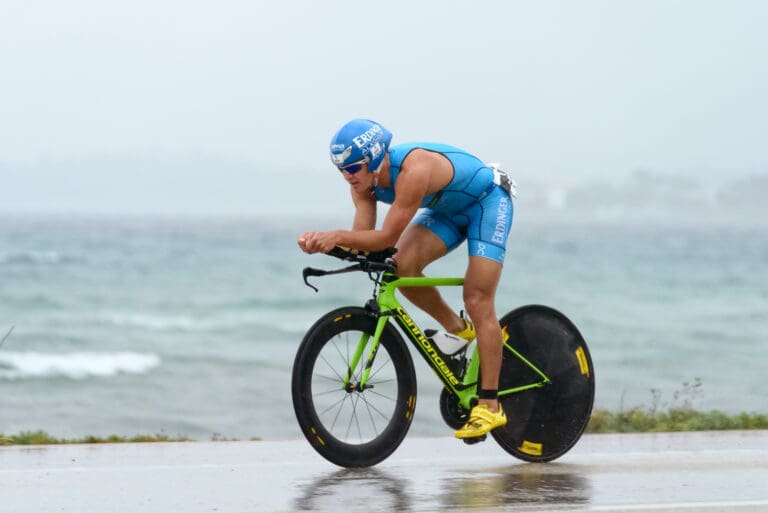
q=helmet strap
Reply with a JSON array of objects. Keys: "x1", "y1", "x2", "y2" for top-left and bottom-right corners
[{"x1": 369, "y1": 150, "x2": 387, "y2": 186}]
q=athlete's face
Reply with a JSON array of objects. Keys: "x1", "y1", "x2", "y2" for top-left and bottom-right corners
[{"x1": 341, "y1": 163, "x2": 373, "y2": 191}]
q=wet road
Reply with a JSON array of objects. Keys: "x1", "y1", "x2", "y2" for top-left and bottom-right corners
[{"x1": 1, "y1": 430, "x2": 767, "y2": 513}]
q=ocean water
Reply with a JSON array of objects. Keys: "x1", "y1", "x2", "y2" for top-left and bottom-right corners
[{"x1": 1, "y1": 215, "x2": 766, "y2": 441}]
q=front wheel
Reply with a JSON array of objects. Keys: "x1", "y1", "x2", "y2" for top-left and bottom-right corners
[
  {"x1": 291, "y1": 307, "x2": 417, "y2": 468},
  {"x1": 491, "y1": 305, "x2": 595, "y2": 462}
]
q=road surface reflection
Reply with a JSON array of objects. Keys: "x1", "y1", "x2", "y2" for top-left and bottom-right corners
[{"x1": 295, "y1": 464, "x2": 591, "y2": 512}]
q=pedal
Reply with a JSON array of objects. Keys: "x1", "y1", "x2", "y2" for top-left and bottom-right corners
[{"x1": 462, "y1": 434, "x2": 487, "y2": 445}]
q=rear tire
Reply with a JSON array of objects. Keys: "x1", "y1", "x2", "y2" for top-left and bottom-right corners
[
  {"x1": 491, "y1": 305, "x2": 595, "y2": 462},
  {"x1": 292, "y1": 307, "x2": 417, "y2": 467}
]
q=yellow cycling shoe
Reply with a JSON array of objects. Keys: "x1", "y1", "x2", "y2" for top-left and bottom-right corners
[
  {"x1": 454, "y1": 404, "x2": 507, "y2": 439},
  {"x1": 453, "y1": 317, "x2": 475, "y2": 343}
]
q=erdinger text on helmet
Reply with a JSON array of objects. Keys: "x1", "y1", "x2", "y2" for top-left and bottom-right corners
[{"x1": 330, "y1": 119, "x2": 392, "y2": 173}]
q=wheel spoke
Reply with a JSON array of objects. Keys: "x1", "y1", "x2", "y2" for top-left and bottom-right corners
[
  {"x1": 313, "y1": 373, "x2": 344, "y2": 384},
  {"x1": 359, "y1": 393, "x2": 392, "y2": 422},
  {"x1": 368, "y1": 377, "x2": 396, "y2": 386},
  {"x1": 313, "y1": 387, "x2": 347, "y2": 397},
  {"x1": 318, "y1": 394, "x2": 347, "y2": 417},
  {"x1": 318, "y1": 352, "x2": 346, "y2": 383},
  {"x1": 330, "y1": 336, "x2": 350, "y2": 369},
  {"x1": 319, "y1": 394, "x2": 349, "y2": 431},
  {"x1": 362, "y1": 394, "x2": 380, "y2": 436},
  {"x1": 346, "y1": 393, "x2": 363, "y2": 442},
  {"x1": 366, "y1": 388, "x2": 396, "y2": 403}
]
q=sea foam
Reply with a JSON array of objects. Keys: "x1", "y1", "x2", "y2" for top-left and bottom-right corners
[
  {"x1": 0, "y1": 250, "x2": 64, "y2": 265},
  {"x1": 0, "y1": 351, "x2": 160, "y2": 380}
]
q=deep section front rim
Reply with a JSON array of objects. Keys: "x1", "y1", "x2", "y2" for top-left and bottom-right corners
[{"x1": 291, "y1": 307, "x2": 417, "y2": 467}]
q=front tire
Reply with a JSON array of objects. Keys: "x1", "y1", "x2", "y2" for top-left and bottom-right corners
[{"x1": 292, "y1": 307, "x2": 417, "y2": 467}]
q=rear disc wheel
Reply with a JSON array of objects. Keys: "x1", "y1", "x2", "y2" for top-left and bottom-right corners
[{"x1": 491, "y1": 305, "x2": 595, "y2": 462}]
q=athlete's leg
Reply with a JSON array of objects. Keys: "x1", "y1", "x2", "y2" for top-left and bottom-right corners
[
  {"x1": 394, "y1": 224, "x2": 466, "y2": 333},
  {"x1": 463, "y1": 255, "x2": 504, "y2": 412},
  {"x1": 454, "y1": 187, "x2": 513, "y2": 439}
]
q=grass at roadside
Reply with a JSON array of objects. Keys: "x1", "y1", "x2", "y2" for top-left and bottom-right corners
[
  {"x1": 2, "y1": 409, "x2": 767, "y2": 446},
  {"x1": 0, "y1": 431, "x2": 192, "y2": 445},
  {"x1": 585, "y1": 379, "x2": 768, "y2": 433},
  {"x1": 0, "y1": 431, "x2": 262, "y2": 446},
  {"x1": 586, "y1": 408, "x2": 768, "y2": 433}
]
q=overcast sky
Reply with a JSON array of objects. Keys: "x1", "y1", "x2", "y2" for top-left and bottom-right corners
[{"x1": 1, "y1": 1, "x2": 766, "y2": 216}]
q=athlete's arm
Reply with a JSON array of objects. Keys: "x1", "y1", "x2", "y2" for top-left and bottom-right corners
[
  {"x1": 298, "y1": 158, "x2": 432, "y2": 253},
  {"x1": 351, "y1": 187, "x2": 376, "y2": 231}
]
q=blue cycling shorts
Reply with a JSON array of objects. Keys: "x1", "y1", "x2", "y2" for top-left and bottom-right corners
[{"x1": 413, "y1": 186, "x2": 514, "y2": 264}]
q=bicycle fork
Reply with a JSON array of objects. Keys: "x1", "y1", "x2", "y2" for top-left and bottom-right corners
[{"x1": 342, "y1": 316, "x2": 388, "y2": 392}]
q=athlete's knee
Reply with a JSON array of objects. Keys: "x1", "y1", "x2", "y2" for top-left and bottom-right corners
[
  {"x1": 393, "y1": 253, "x2": 425, "y2": 277},
  {"x1": 394, "y1": 242, "x2": 442, "y2": 277},
  {"x1": 463, "y1": 288, "x2": 495, "y2": 320}
]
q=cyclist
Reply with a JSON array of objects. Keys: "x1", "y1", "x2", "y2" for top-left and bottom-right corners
[{"x1": 298, "y1": 118, "x2": 516, "y2": 441}]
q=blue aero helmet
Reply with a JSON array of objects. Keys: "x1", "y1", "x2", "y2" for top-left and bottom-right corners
[{"x1": 330, "y1": 119, "x2": 392, "y2": 174}]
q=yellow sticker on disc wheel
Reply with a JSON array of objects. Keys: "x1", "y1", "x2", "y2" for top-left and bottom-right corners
[
  {"x1": 575, "y1": 346, "x2": 590, "y2": 378},
  {"x1": 518, "y1": 440, "x2": 543, "y2": 456}
]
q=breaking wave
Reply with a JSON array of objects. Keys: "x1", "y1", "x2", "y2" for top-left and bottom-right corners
[{"x1": 0, "y1": 351, "x2": 160, "y2": 380}]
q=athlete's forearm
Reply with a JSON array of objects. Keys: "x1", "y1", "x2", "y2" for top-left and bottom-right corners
[
  {"x1": 334, "y1": 229, "x2": 397, "y2": 252},
  {"x1": 352, "y1": 204, "x2": 376, "y2": 231},
  {"x1": 350, "y1": 188, "x2": 377, "y2": 231}
]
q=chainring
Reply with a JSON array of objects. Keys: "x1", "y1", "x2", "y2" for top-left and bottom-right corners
[{"x1": 439, "y1": 388, "x2": 470, "y2": 430}]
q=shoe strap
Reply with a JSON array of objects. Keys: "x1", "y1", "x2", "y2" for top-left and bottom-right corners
[
  {"x1": 470, "y1": 404, "x2": 504, "y2": 422},
  {"x1": 452, "y1": 318, "x2": 475, "y2": 343}
]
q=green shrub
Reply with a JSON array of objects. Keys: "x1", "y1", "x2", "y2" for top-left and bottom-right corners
[
  {"x1": 0, "y1": 431, "x2": 192, "y2": 445},
  {"x1": 586, "y1": 408, "x2": 768, "y2": 433}
]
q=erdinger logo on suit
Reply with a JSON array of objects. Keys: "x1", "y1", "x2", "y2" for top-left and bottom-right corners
[
  {"x1": 352, "y1": 125, "x2": 382, "y2": 148},
  {"x1": 492, "y1": 196, "x2": 510, "y2": 244}
]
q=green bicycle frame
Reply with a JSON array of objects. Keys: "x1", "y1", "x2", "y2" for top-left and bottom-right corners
[{"x1": 342, "y1": 271, "x2": 551, "y2": 411}]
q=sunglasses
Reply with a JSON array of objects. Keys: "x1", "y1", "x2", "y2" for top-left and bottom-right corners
[{"x1": 338, "y1": 158, "x2": 368, "y2": 175}]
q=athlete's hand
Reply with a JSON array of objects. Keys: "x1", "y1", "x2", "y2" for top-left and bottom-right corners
[{"x1": 297, "y1": 231, "x2": 341, "y2": 254}]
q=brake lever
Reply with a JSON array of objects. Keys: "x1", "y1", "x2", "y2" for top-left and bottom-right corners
[
  {"x1": 302, "y1": 264, "x2": 362, "y2": 292},
  {"x1": 302, "y1": 267, "x2": 327, "y2": 292}
]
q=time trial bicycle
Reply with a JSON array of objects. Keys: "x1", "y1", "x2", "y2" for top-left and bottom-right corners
[{"x1": 291, "y1": 247, "x2": 594, "y2": 468}]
